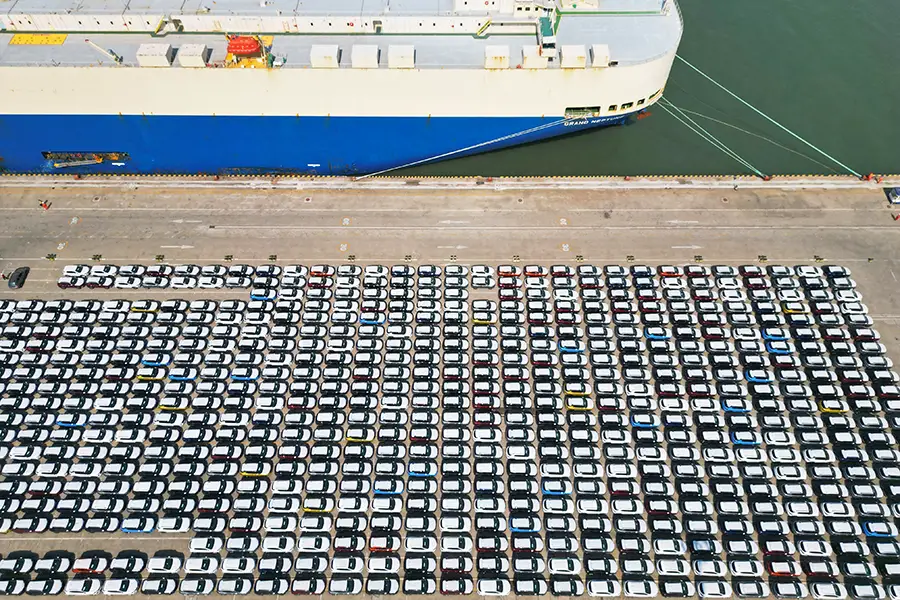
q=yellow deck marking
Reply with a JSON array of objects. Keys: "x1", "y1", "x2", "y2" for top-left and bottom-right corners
[{"x1": 9, "y1": 33, "x2": 68, "y2": 45}]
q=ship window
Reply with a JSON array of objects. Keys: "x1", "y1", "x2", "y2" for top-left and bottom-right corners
[
  {"x1": 637, "y1": 98, "x2": 645, "y2": 106},
  {"x1": 565, "y1": 106, "x2": 600, "y2": 119},
  {"x1": 517, "y1": 6, "x2": 522, "y2": 10},
  {"x1": 621, "y1": 102, "x2": 633, "y2": 110},
  {"x1": 608, "y1": 105, "x2": 617, "y2": 112}
]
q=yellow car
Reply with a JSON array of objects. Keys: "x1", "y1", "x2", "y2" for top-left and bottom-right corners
[
  {"x1": 157, "y1": 397, "x2": 188, "y2": 411},
  {"x1": 346, "y1": 428, "x2": 376, "y2": 443},
  {"x1": 819, "y1": 399, "x2": 848, "y2": 413},
  {"x1": 136, "y1": 367, "x2": 166, "y2": 381},
  {"x1": 240, "y1": 463, "x2": 272, "y2": 477},
  {"x1": 564, "y1": 383, "x2": 591, "y2": 397},
  {"x1": 782, "y1": 302, "x2": 809, "y2": 314},
  {"x1": 566, "y1": 397, "x2": 595, "y2": 411}
]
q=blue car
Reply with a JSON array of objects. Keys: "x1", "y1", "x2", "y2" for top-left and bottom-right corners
[
  {"x1": 765, "y1": 342, "x2": 792, "y2": 354},
  {"x1": 231, "y1": 372, "x2": 259, "y2": 382},
  {"x1": 644, "y1": 329, "x2": 670, "y2": 340},
  {"x1": 373, "y1": 482, "x2": 404, "y2": 496},
  {"x1": 359, "y1": 315, "x2": 386, "y2": 325},
  {"x1": 730, "y1": 432, "x2": 760, "y2": 446},
  {"x1": 407, "y1": 466, "x2": 436, "y2": 478},
  {"x1": 863, "y1": 521, "x2": 897, "y2": 538},
  {"x1": 250, "y1": 289, "x2": 277, "y2": 301},
  {"x1": 141, "y1": 357, "x2": 170, "y2": 367},
  {"x1": 509, "y1": 518, "x2": 540, "y2": 533},
  {"x1": 630, "y1": 415, "x2": 659, "y2": 429},
  {"x1": 558, "y1": 341, "x2": 585, "y2": 354},
  {"x1": 168, "y1": 373, "x2": 196, "y2": 381},
  {"x1": 722, "y1": 398, "x2": 751, "y2": 413},
  {"x1": 762, "y1": 329, "x2": 788, "y2": 341},
  {"x1": 541, "y1": 481, "x2": 570, "y2": 496},
  {"x1": 745, "y1": 372, "x2": 772, "y2": 383}
]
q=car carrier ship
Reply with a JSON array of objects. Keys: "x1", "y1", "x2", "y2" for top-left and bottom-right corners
[{"x1": 0, "y1": 0, "x2": 682, "y2": 175}]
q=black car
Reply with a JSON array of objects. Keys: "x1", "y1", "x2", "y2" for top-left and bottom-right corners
[{"x1": 7, "y1": 267, "x2": 29, "y2": 289}]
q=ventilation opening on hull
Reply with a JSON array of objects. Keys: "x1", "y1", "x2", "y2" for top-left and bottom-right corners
[
  {"x1": 42, "y1": 151, "x2": 130, "y2": 168},
  {"x1": 565, "y1": 106, "x2": 601, "y2": 119}
]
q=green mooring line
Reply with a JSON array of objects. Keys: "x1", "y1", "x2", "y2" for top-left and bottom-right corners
[
  {"x1": 659, "y1": 98, "x2": 766, "y2": 178},
  {"x1": 675, "y1": 54, "x2": 863, "y2": 179}
]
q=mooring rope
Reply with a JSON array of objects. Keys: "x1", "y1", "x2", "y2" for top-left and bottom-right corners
[
  {"x1": 659, "y1": 97, "x2": 767, "y2": 178},
  {"x1": 675, "y1": 54, "x2": 863, "y2": 178},
  {"x1": 354, "y1": 118, "x2": 569, "y2": 180},
  {"x1": 672, "y1": 106, "x2": 838, "y2": 173}
]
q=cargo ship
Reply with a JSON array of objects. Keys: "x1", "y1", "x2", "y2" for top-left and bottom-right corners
[{"x1": 0, "y1": 0, "x2": 683, "y2": 175}]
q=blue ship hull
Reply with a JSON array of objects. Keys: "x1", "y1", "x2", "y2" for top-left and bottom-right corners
[{"x1": 0, "y1": 113, "x2": 627, "y2": 175}]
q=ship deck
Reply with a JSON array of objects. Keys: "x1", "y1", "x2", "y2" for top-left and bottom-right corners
[{"x1": 0, "y1": 0, "x2": 681, "y2": 68}]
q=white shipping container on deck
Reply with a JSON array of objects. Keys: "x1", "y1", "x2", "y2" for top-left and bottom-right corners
[
  {"x1": 388, "y1": 45, "x2": 415, "y2": 69},
  {"x1": 521, "y1": 45, "x2": 548, "y2": 69},
  {"x1": 351, "y1": 45, "x2": 380, "y2": 69},
  {"x1": 310, "y1": 45, "x2": 341, "y2": 68},
  {"x1": 178, "y1": 44, "x2": 210, "y2": 68},
  {"x1": 136, "y1": 43, "x2": 175, "y2": 67},
  {"x1": 560, "y1": 45, "x2": 587, "y2": 69},
  {"x1": 591, "y1": 44, "x2": 610, "y2": 68},
  {"x1": 484, "y1": 46, "x2": 509, "y2": 70}
]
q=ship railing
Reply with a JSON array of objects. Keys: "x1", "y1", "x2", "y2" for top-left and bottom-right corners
[{"x1": 611, "y1": 0, "x2": 681, "y2": 68}]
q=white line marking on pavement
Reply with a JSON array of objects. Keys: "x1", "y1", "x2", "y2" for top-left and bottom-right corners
[
  {"x1": 171, "y1": 219, "x2": 202, "y2": 224},
  {"x1": 159, "y1": 245, "x2": 195, "y2": 249},
  {"x1": 671, "y1": 245, "x2": 703, "y2": 249},
  {"x1": 667, "y1": 220, "x2": 700, "y2": 224},
  {"x1": 209, "y1": 225, "x2": 900, "y2": 232},
  {"x1": 438, "y1": 220, "x2": 470, "y2": 224},
  {"x1": 437, "y1": 246, "x2": 468, "y2": 249}
]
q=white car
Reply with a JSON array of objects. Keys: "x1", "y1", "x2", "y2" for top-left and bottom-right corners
[
  {"x1": 477, "y1": 578, "x2": 511, "y2": 596},
  {"x1": 62, "y1": 264, "x2": 91, "y2": 277},
  {"x1": 141, "y1": 276, "x2": 169, "y2": 288},
  {"x1": 147, "y1": 556, "x2": 182, "y2": 574},
  {"x1": 184, "y1": 556, "x2": 219, "y2": 574},
  {"x1": 113, "y1": 277, "x2": 141, "y2": 289},
  {"x1": 812, "y1": 582, "x2": 848, "y2": 600},
  {"x1": 90, "y1": 265, "x2": 118, "y2": 277},
  {"x1": 328, "y1": 576, "x2": 363, "y2": 595},
  {"x1": 66, "y1": 578, "x2": 103, "y2": 596},
  {"x1": 180, "y1": 577, "x2": 215, "y2": 595},
  {"x1": 103, "y1": 578, "x2": 140, "y2": 595},
  {"x1": 698, "y1": 581, "x2": 733, "y2": 599},
  {"x1": 587, "y1": 579, "x2": 622, "y2": 598},
  {"x1": 198, "y1": 277, "x2": 224, "y2": 289},
  {"x1": 0, "y1": 578, "x2": 26, "y2": 596},
  {"x1": 622, "y1": 580, "x2": 658, "y2": 598},
  {"x1": 170, "y1": 276, "x2": 197, "y2": 289},
  {"x1": 57, "y1": 276, "x2": 86, "y2": 289}
]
